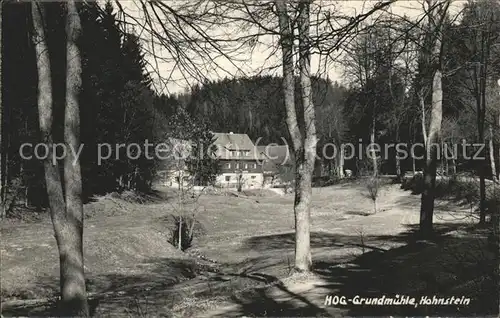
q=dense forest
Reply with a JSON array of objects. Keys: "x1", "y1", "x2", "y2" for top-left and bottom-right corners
[{"x1": 3, "y1": 2, "x2": 164, "y2": 210}]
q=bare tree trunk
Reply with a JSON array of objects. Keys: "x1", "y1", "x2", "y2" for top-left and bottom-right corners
[
  {"x1": 496, "y1": 115, "x2": 500, "y2": 181},
  {"x1": 494, "y1": 178, "x2": 500, "y2": 317},
  {"x1": 295, "y1": 0, "x2": 316, "y2": 272},
  {"x1": 0, "y1": 0, "x2": 3, "y2": 219},
  {"x1": 335, "y1": 146, "x2": 344, "y2": 178},
  {"x1": 475, "y1": 63, "x2": 487, "y2": 224},
  {"x1": 444, "y1": 146, "x2": 448, "y2": 176},
  {"x1": 32, "y1": 2, "x2": 89, "y2": 315},
  {"x1": 490, "y1": 125, "x2": 497, "y2": 182},
  {"x1": 370, "y1": 118, "x2": 377, "y2": 176},
  {"x1": 419, "y1": 0, "x2": 448, "y2": 238},
  {"x1": 276, "y1": 0, "x2": 317, "y2": 272},
  {"x1": 420, "y1": 92, "x2": 428, "y2": 147},
  {"x1": 479, "y1": 169, "x2": 487, "y2": 224},
  {"x1": 420, "y1": 70, "x2": 443, "y2": 238},
  {"x1": 339, "y1": 148, "x2": 344, "y2": 178},
  {"x1": 61, "y1": 1, "x2": 88, "y2": 314},
  {"x1": 3, "y1": 130, "x2": 7, "y2": 212},
  {"x1": 276, "y1": 0, "x2": 300, "y2": 152},
  {"x1": 177, "y1": 170, "x2": 183, "y2": 250},
  {"x1": 32, "y1": 0, "x2": 66, "y2": 307},
  {"x1": 449, "y1": 136, "x2": 457, "y2": 176},
  {"x1": 178, "y1": 215, "x2": 182, "y2": 249},
  {"x1": 396, "y1": 158, "x2": 401, "y2": 178},
  {"x1": 395, "y1": 129, "x2": 401, "y2": 180},
  {"x1": 441, "y1": 142, "x2": 445, "y2": 176}
]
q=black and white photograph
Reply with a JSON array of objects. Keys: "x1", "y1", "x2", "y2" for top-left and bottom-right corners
[{"x1": 0, "y1": 0, "x2": 499, "y2": 316}]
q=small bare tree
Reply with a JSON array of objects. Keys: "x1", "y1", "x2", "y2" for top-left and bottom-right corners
[
  {"x1": 166, "y1": 112, "x2": 218, "y2": 251},
  {"x1": 366, "y1": 177, "x2": 380, "y2": 214}
]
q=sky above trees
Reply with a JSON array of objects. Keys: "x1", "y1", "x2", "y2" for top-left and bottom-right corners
[{"x1": 112, "y1": 0, "x2": 466, "y2": 94}]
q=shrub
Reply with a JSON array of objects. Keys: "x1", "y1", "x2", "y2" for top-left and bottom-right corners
[
  {"x1": 168, "y1": 215, "x2": 203, "y2": 251},
  {"x1": 401, "y1": 172, "x2": 424, "y2": 194}
]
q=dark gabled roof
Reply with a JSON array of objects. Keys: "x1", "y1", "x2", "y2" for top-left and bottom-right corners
[
  {"x1": 213, "y1": 132, "x2": 266, "y2": 160},
  {"x1": 212, "y1": 133, "x2": 254, "y2": 150}
]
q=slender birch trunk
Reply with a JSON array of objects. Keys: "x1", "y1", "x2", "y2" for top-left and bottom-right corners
[
  {"x1": 370, "y1": 119, "x2": 377, "y2": 176},
  {"x1": 420, "y1": 0, "x2": 448, "y2": 238},
  {"x1": 335, "y1": 143, "x2": 344, "y2": 178},
  {"x1": 490, "y1": 125, "x2": 497, "y2": 182},
  {"x1": 420, "y1": 70, "x2": 443, "y2": 238}
]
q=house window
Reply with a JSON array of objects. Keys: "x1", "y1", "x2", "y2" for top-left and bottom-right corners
[
  {"x1": 225, "y1": 176, "x2": 230, "y2": 182},
  {"x1": 253, "y1": 163, "x2": 256, "y2": 169},
  {"x1": 251, "y1": 176, "x2": 256, "y2": 179},
  {"x1": 244, "y1": 164, "x2": 248, "y2": 169},
  {"x1": 226, "y1": 163, "x2": 231, "y2": 169},
  {"x1": 236, "y1": 163, "x2": 240, "y2": 169}
]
